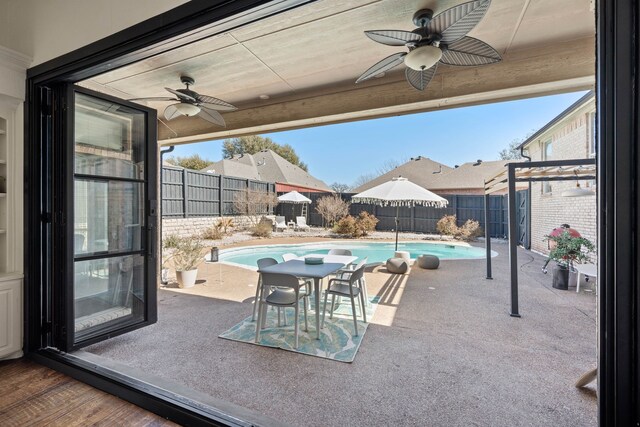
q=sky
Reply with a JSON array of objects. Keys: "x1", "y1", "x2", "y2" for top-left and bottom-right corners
[{"x1": 167, "y1": 91, "x2": 588, "y2": 186}]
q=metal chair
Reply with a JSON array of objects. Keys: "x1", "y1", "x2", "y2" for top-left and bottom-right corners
[
  {"x1": 255, "y1": 273, "x2": 309, "y2": 349},
  {"x1": 328, "y1": 249, "x2": 352, "y2": 256},
  {"x1": 322, "y1": 264, "x2": 367, "y2": 336}
]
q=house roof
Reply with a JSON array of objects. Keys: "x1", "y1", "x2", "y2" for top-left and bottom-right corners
[
  {"x1": 352, "y1": 156, "x2": 452, "y2": 193},
  {"x1": 201, "y1": 149, "x2": 332, "y2": 192},
  {"x1": 518, "y1": 90, "x2": 595, "y2": 150},
  {"x1": 429, "y1": 160, "x2": 509, "y2": 190}
]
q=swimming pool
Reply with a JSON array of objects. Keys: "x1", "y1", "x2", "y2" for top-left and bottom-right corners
[{"x1": 215, "y1": 241, "x2": 494, "y2": 269}]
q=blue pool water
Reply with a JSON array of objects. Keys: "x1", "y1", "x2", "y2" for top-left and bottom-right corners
[{"x1": 217, "y1": 241, "x2": 491, "y2": 269}]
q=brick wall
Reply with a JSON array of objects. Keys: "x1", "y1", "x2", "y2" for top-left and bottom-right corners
[
  {"x1": 527, "y1": 101, "x2": 597, "y2": 255},
  {"x1": 162, "y1": 215, "x2": 275, "y2": 239}
]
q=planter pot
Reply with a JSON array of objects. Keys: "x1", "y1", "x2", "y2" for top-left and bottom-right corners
[
  {"x1": 176, "y1": 269, "x2": 198, "y2": 288},
  {"x1": 552, "y1": 265, "x2": 569, "y2": 290}
]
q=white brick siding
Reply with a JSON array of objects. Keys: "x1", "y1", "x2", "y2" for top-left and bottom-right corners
[{"x1": 525, "y1": 100, "x2": 597, "y2": 255}]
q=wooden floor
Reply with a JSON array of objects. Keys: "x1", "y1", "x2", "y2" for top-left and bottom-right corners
[{"x1": 0, "y1": 358, "x2": 178, "y2": 426}]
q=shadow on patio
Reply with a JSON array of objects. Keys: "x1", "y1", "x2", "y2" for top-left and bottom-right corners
[{"x1": 86, "y1": 244, "x2": 597, "y2": 427}]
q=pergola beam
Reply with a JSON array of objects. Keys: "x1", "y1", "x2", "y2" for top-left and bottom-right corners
[{"x1": 484, "y1": 158, "x2": 596, "y2": 317}]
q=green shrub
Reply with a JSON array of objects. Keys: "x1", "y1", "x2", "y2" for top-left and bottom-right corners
[{"x1": 251, "y1": 221, "x2": 272, "y2": 238}]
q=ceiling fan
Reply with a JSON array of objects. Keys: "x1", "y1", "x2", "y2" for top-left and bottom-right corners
[
  {"x1": 356, "y1": 0, "x2": 501, "y2": 91},
  {"x1": 129, "y1": 75, "x2": 237, "y2": 126}
]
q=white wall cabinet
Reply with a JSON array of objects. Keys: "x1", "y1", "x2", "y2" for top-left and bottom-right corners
[{"x1": 0, "y1": 275, "x2": 22, "y2": 359}]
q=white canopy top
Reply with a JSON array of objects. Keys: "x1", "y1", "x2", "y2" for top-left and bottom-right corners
[
  {"x1": 351, "y1": 177, "x2": 448, "y2": 208},
  {"x1": 277, "y1": 190, "x2": 312, "y2": 204}
]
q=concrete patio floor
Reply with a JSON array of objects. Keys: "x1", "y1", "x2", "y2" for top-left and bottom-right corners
[{"x1": 86, "y1": 237, "x2": 597, "y2": 426}]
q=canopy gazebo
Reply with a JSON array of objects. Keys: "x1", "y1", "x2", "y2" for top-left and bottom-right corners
[
  {"x1": 483, "y1": 158, "x2": 597, "y2": 317},
  {"x1": 352, "y1": 177, "x2": 448, "y2": 250}
]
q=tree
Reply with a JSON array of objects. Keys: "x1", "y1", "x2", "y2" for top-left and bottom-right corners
[
  {"x1": 232, "y1": 188, "x2": 279, "y2": 227},
  {"x1": 498, "y1": 131, "x2": 537, "y2": 160},
  {"x1": 498, "y1": 139, "x2": 524, "y2": 160},
  {"x1": 222, "y1": 135, "x2": 308, "y2": 171},
  {"x1": 315, "y1": 195, "x2": 350, "y2": 228},
  {"x1": 165, "y1": 154, "x2": 213, "y2": 170},
  {"x1": 330, "y1": 182, "x2": 351, "y2": 194},
  {"x1": 351, "y1": 173, "x2": 377, "y2": 190}
]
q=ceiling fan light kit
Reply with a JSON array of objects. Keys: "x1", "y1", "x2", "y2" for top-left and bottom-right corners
[
  {"x1": 356, "y1": 0, "x2": 500, "y2": 91},
  {"x1": 404, "y1": 45, "x2": 442, "y2": 71},
  {"x1": 173, "y1": 103, "x2": 201, "y2": 117}
]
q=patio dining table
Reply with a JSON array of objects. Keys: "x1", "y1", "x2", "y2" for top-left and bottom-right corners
[{"x1": 258, "y1": 254, "x2": 357, "y2": 339}]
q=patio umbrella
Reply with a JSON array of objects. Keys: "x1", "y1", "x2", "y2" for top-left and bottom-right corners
[
  {"x1": 277, "y1": 190, "x2": 312, "y2": 219},
  {"x1": 351, "y1": 177, "x2": 448, "y2": 250}
]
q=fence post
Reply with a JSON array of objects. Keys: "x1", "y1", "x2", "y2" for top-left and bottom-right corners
[
  {"x1": 182, "y1": 168, "x2": 188, "y2": 218},
  {"x1": 411, "y1": 206, "x2": 415, "y2": 231},
  {"x1": 218, "y1": 174, "x2": 223, "y2": 217}
]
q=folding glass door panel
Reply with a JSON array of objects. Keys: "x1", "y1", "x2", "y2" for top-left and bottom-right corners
[{"x1": 68, "y1": 88, "x2": 157, "y2": 349}]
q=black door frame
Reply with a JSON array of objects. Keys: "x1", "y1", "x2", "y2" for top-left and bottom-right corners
[
  {"x1": 24, "y1": 0, "x2": 315, "y2": 425},
  {"x1": 596, "y1": 0, "x2": 639, "y2": 424},
  {"x1": 22, "y1": 0, "x2": 640, "y2": 425}
]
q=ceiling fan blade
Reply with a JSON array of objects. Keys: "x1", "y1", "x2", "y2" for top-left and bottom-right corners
[
  {"x1": 440, "y1": 37, "x2": 501, "y2": 66},
  {"x1": 195, "y1": 94, "x2": 237, "y2": 111},
  {"x1": 164, "y1": 104, "x2": 183, "y2": 121},
  {"x1": 165, "y1": 87, "x2": 196, "y2": 102},
  {"x1": 356, "y1": 52, "x2": 406, "y2": 83},
  {"x1": 428, "y1": 0, "x2": 491, "y2": 44},
  {"x1": 128, "y1": 96, "x2": 178, "y2": 102},
  {"x1": 405, "y1": 63, "x2": 438, "y2": 91},
  {"x1": 365, "y1": 30, "x2": 422, "y2": 46},
  {"x1": 197, "y1": 108, "x2": 226, "y2": 127}
]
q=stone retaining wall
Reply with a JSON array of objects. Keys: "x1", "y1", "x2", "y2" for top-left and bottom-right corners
[{"x1": 162, "y1": 215, "x2": 275, "y2": 238}]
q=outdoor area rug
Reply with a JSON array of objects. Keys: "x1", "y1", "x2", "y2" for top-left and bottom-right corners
[{"x1": 219, "y1": 296, "x2": 379, "y2": 363}]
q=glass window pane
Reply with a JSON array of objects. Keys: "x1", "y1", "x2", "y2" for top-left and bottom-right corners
[
  {"x1": 74, "y1": 254, "x2": 145, "y2": 342},
  {"x1": 75, "y1": 92, "x2": 146, "y2": 179},
  {"x1": 74, "y1": 179, "x2": 145, "y2": 255}
]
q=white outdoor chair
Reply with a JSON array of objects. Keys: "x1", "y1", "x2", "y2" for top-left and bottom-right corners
[
  {"x1": 322, "y1": 264, "x2": 367, "y2": 336},
  {"x1": 282, "y1": 253, "x2": 312, "y2": 307},
  {"x1": 335, "y1": 257, "x2": 370, "y2": 307},
  {"x1": 274, "y1": 216, "x2": 287, "y2": 232},
  {"x1": 252, "y1": 257, "x2": 277, "y2": 322},
  {"x1": 295, "y1": 216, "x2": 310, "y2": 231},
  {"x1": 255, "y1": 272, "x2": 309, "y2": 349}
]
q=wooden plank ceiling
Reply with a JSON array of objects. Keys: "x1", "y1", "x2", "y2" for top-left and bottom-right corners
[{"x1": 79, "y1": 0, "x2": 596, "y2": 145}]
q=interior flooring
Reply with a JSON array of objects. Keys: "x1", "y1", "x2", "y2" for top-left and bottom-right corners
[{"x1": 0, "y1": 358, "x2": 178, "y2": 427}]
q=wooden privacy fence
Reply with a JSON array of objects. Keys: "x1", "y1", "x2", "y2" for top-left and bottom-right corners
[
  {"x1": 277, "y1": 192, "x2": 518, "y2": 238},
  {"x1": 162, "y1": 166, "x2": 276, "y2": 218}
]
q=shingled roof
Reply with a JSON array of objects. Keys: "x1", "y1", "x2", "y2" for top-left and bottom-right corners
[
  {"x1": 428, "y1": 160, "x2": 508, "y2": 191},
  {"x1": 352, "y1": 156, "x2": 452, "y2": 192},
  {"x1": 201, "y1": 149, "x2": 331, "y2": 192}
]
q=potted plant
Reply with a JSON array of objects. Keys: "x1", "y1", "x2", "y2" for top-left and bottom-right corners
[
  {"x1": 545, "y1": 231, "x2": 595, "y2": 290},
  {"x1": 171, "y1": 236, "x2": 206, "y2": 288},
  {"x1": 161, "y1": 234, "x2": 180, "y2": 285}
]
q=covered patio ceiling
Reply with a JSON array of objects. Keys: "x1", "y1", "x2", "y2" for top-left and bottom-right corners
[{"x1": 79, "y1": 0, "x2": 595, "y2": 145}]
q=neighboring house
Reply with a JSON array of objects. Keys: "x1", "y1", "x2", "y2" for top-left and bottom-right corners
[
  {"x1": 518, "y1": 91, "x2": 596, "y2": 255},
  {"x1": 352, "y1": 156, "x2": 451, "y2": 192},
  {"x1": 201, "y1": 149, "x2": 332, "y2": 193},
  {"x1": 428, "y1": 160, "x2": 508, "y2": 195}
]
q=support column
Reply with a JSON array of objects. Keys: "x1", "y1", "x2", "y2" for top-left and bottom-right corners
[
  {"x1": 507, "y1": 165, "x2": 520, "y2": 317},
  {"x1": 484, "y1": 190, "x2": 492, "y2": 280}
]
